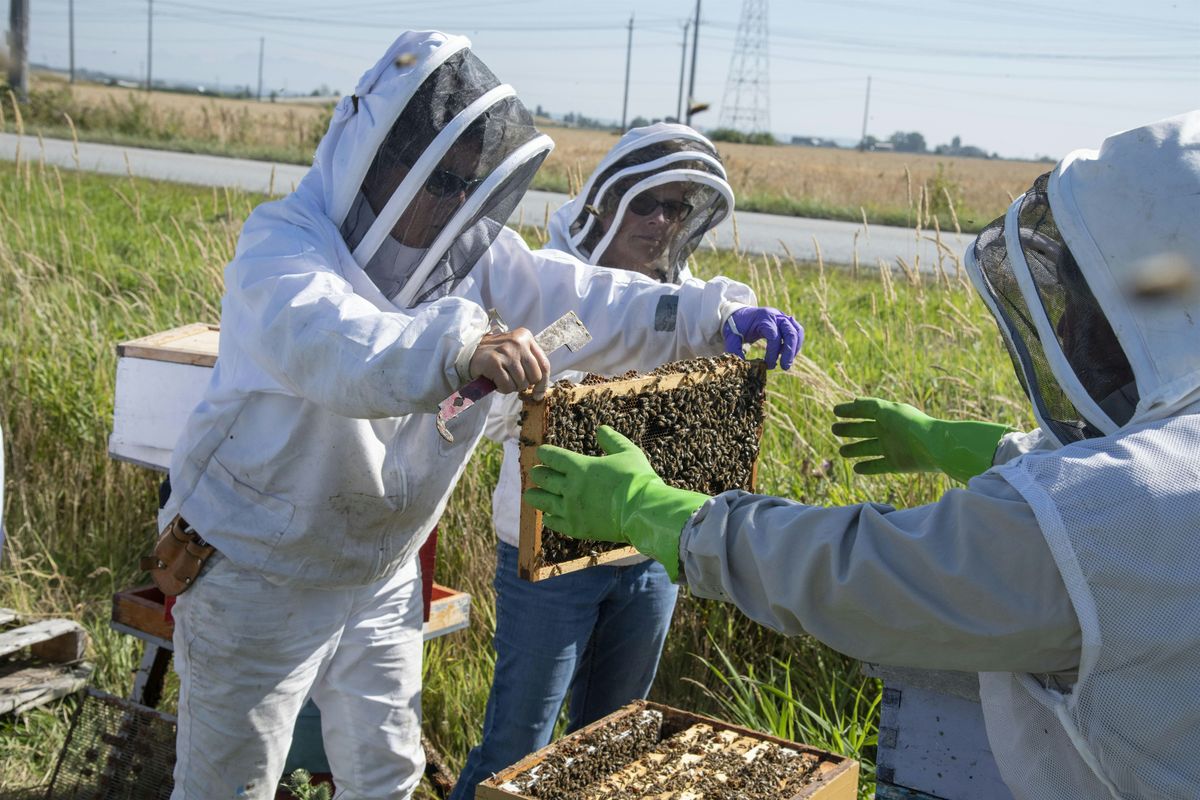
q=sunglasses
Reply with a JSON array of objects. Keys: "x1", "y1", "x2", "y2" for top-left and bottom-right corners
[
  {"x1": 424, "y1": 168, "x2": 485, "y2": 199},
  {"x1": 626, "y1": 192, "x2": 694, "y2": 222}
]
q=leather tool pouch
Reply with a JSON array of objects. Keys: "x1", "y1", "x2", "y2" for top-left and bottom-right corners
[{"x1": 140, "y1": 515, "x2": 216, "y2": 596}]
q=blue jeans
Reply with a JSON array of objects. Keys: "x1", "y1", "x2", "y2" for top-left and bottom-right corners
[{"x1": 450, "y1": 541, "x2": 678, "y2": 800}]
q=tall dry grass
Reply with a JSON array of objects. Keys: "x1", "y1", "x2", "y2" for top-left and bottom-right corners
[{"x1": 14, "y1": 74, "x2": 1046, "y2": 231}]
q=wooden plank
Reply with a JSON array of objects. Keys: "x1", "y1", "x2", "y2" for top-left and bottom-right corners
[
  {"x1": 0, "y1": 609, "x2": 18, "y2": 627},
  {"x1": 0, "y1": 661, "x2": 93, "y2": 715},
  {"x1": 112, "y1": 585, "x2": 174, "y2": 642},
  {"x1": 528, "y1": 545, "x2": 642, "y2": 581},
  {"x1": 0, "y1": 619, "x2": 86, "y2": 661},
  {"x1": 424, "y1": 585, "x2": 471, "y2": 641},
  {"x1": 112, "y1": 582, "x2": 470, "y2": 644},
  {"x1": 116, "y1": 323, "x2": 219, "y2": 366},
  {"x1": 516, "y1": 392, "x2": 548, "y2": 582}
]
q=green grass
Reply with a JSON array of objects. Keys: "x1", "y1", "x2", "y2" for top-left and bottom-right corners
[{"x1": 0, "y1": 152, "x2": 1030, "y2": 796}]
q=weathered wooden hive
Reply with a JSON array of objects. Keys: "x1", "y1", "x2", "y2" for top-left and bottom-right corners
[
  {"x1": 477, "y1": 700, "x2": 859, "y2": 800},
  {"x1": 517, "y1": 355, "x2": 767, "y2": 581}
]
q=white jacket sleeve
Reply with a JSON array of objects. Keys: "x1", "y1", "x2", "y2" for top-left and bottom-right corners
[
  {"x1": 221, "y1": 199, "x2": 488, "y2": 418},
  {"x1": 679, "y1": 472, "x2": 1081, "y2": 674},
  {"x1": 468, "y1": 229, "x2": 752, "y2": 376}
]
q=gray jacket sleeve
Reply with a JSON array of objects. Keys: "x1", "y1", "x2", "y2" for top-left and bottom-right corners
[{"x1": 679, "y1": 472, "x2": 1081, "y2": 674}]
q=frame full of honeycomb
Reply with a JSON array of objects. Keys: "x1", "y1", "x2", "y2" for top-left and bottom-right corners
[{"x1": 517, "y1": 355, "x2": 766, "y2": 582}]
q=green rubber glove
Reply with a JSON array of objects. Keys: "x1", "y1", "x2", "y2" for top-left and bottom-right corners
[
  {"x1": 831, "y1": 397, "x2": 1014, "y2": 483},
  {"x1": 524, "y1": 426, "x2": 710, "y2": 581}
]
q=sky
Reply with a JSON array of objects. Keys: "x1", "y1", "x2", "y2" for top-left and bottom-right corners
[{"x1": 17, "y1": 0, "x2": 1200, "y2": 160}]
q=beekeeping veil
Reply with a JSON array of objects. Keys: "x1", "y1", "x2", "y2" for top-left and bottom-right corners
[
  {"x1": 547, "y1": 123, "x2": 733, "y2": 282},
  {"x1": 318, "y1": 31, "x2": 553, "y2": 307},
  {"x1": 966, "y1": 111, "x2": 1200, "y2": 445}
]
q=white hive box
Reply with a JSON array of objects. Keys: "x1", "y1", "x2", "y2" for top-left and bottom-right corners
[
  {"x1": 109, "y1": 324, "x2": 219, "y2": 471},
  {"x1": 865, "y1": 664, "x2": 1013, "y2": 800}
]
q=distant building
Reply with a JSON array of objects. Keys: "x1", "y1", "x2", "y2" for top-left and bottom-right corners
[{"x1": 789, "y1": 135, "x2": 840, "y2": 148}]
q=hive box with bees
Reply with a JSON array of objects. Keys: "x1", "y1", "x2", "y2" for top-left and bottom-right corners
[
  {"x1": 517, "y1": 355, "x2": 767, "y2": 581},
  {"x1": 476, "y1": 700, "x2": 859, "y2": 800}
]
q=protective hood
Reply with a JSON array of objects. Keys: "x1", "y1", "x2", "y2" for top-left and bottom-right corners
[
  {"x1": 314, "y1": 31, "x2": 553, "y2": 307},
  {"x1": 966, "y1": 111, "x2": 1200, "y2": 445},
  {"x1": 547, "y1": 122, "x2": 733, "y2": 283}
]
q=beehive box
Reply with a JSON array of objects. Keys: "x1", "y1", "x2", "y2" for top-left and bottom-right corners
[
  {"x1": 517, "y1": 356, "x2": 767, "y2": 581},
  {"x1": 864, "y1": 664, "x2": 1013, "y2": 800},
  {"x1": 109, "y1": 323, "x2": 219, "y2": 470},
  {"x1": 477, "y1": 700, "x2": 858, "y2": 800}
]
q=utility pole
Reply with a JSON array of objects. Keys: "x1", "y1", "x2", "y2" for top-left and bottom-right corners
[
  {"x1": 621, "y1": 13, "x2": 633, "y2": 130},
  {"x1": 859, "y1": 75, "x2": 872, "y2": 149},
  {"x1": 146, "y1": 0, "x2": 153, "y2": 91},
  {"x1": 8, "y1": 0, "x2": 29, "y2": 100},
  {"x1": 686, "y1": 0, "x2": 701, "y2": 126},
  {"x1": 676, "y1": 19, "x2": 690, "y2": 122},
  {"x1": 69, "y1": 0, "x2": 76, "y2": 83},
  {"x1": 257, "y1": 37, "x2": 265, "y2": 101}
]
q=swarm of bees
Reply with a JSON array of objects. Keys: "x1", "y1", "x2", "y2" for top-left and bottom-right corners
[
  {"x1": 498, "y1": 707, "x2": 823, "y2": 800},
  {"x1": 529, "y1": 355, "x2": 767, "y2": 566}
]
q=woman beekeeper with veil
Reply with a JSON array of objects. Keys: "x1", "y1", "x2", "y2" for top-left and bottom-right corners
[
  {"x1": 526, "y1": 111, "x2": 1200, "y2": 800},
  {"x1": 156, "y1": 32, "x2": 801, "y2": 799},
  {"x1": 452, "y1": 124, "x2": 802, "y2": 800}
]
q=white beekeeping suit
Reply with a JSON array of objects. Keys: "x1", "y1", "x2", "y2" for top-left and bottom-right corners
[
  {"x1": 678, "y1": 112, "x2": 1200, "y2": 800},
  {"x1": 967, "y1": 113, "x2": 1200, "y2": 800},
  {"x1": 164, "y1": 31, "x2": 754, "y2": 800}
]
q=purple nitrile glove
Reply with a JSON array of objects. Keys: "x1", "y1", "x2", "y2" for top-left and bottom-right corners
[{"x1": 723, "y1": 306, "x2": 804, "y2": 369}]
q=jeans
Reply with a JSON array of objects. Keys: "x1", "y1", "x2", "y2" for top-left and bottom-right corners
[{"x1": 450, "y1": 541, "x2": 678, "y2": 800}]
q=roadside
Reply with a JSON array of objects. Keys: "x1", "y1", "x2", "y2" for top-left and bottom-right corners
[{"x1": 0, "y1": 132, "x2": 973, "y2": 271}]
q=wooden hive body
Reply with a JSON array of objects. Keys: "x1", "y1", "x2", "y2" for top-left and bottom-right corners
[
  {"x1": 477, "y1": 700, "x2": 858, "y2": 800},
  {"x1": 517, "y1": 356, "x2": 766, "y2": 581}
]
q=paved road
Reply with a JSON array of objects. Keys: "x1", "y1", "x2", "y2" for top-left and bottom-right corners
[{"x1": 0, "y1": 133, "x2": 971, "y2": 270}]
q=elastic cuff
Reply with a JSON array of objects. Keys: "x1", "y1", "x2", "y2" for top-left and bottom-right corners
[
  {"x1": 718, "y1": 302, "x2": 747, "y2": 341},
  {"x1": 453, "y1": 323, "x2": 489, "y2": 385}
]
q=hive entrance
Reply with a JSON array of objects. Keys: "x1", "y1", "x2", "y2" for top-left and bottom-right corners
[{"x1": 517, "y1": 356, "x2": 766, "y2": 581}]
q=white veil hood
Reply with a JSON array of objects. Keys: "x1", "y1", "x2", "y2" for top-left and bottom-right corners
[
  {"x1": 547, "y1": 122, "x2": 733, "y2": 281},
  {"x1": 311, "y1": 31, "x2": 553, "y2": 307}
]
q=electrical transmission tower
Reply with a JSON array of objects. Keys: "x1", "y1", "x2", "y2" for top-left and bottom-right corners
[{"x1": 718, "y1": 0, "x2": 771, "y2": 134}]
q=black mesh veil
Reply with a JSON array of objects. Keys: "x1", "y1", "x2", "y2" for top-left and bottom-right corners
[
  {"x1": 340, "y1": 48, "x2": 550, "y2": 307},
  {"x1": 568, "y1": 136, "x2": 732, "y2": 283},
  {"x1": 968, "y1": 173, "x2": 1137, "y2": 444}
]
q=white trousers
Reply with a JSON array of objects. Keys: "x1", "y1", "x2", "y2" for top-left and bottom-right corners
[{"x1": 170, "y1": 553, "x2": 424, "y2": 799}]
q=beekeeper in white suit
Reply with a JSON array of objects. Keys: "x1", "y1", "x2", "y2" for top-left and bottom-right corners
[
  {"x1": 527, "y1": 111, "x2": 1200, "y2": 800},
  {"x1": 158, "y1": 31, "x2": 797, "y2": 799}
]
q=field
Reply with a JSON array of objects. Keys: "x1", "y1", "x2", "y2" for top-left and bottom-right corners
[
  {"x1": 12, "y1": 74, "x2": 1047, "y2": 231},
  {"x1": 0, "y1": 139, "x2": 1032, "y2": 797}
]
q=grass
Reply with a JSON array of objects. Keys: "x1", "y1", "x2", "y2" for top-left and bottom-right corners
[
  {"x1": 7, "y1": 74, "x2": 1049, "y2": 232},
  {"x1": 0, "y1": 134, "x2": 1031, "y2": 797}
]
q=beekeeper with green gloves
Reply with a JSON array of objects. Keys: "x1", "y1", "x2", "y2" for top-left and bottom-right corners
[{"x1": 526, "y1": 111, "x2": 1200, "y2": 800}]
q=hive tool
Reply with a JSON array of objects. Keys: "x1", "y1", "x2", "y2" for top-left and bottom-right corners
[{"x1": 434, "y1": 310, "x2": 592, "y2": 442}]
